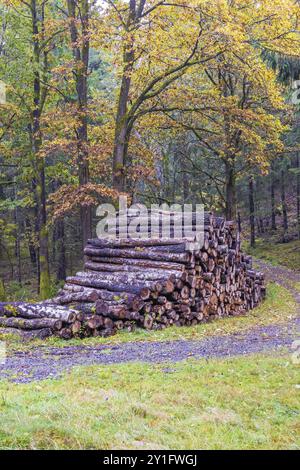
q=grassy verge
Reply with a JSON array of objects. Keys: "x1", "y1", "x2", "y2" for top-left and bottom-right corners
[
  {"x1": 0, "y1": 282, "x2": 296, "y2": 352},
  {"x1": 246, "y1": 239, "x2": 300, "y2": 272},
  {"x1": 0, "y1": 354, "x2": 298, "y2": 450},
  {"x1": 293, "y1": 282, "x2": 300, "y2": 292}
]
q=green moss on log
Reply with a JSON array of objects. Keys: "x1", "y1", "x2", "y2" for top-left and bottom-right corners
[
  {"x1": 39, "y1": 270, "x2": 51, "y2": 300},
  {"x1": 0, "y1": 279, "x2": 6, "y2": 302}
]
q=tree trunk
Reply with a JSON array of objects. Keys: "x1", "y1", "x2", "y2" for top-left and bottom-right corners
[
  {"x1": 0, "y1": 278, "x2": 6, "y2": 302},
  {"x1": 225, "y1": 159, "x2": 236, "y2": 220},
  {"x1": 249, "y1": 175, "x2": 255, "y2": 247},
  {"x1": 67, "y1": 0, "x2": 92, "y2": 247},
  {"x1": 25, "y1": 210, "x2": 37, "y2": 267},
  {"x1": 281, "y1": 169, "x2": 288, "y2": 240},
  {"x1": 297, "y1": 152, "x2": 300, "y2": 240},
  {"x1": 56, "y1": 219, "x2": 66, "y2": 281},
  {"x1": 271, "y1": 170, "x2": 277, "y2": 231},
  {"x1": 0, "y1": 302, "x2": 77, "y2": 322},
  {"x1": 113, "y1": 92, "x2": 130, "y2": 192},
  {"x1": 237, "y1": 212, "x2": 242, "y2": 232},
  {"x1": 13, "y1": 185, "x2": 21, "y2": 285},
  {"x1": 0, "y1": 316, "x2": 62, "y2": 331},
  {"x1": 31, "y1": 0, "x2": 50, "y2": 299},
  {"x1": 180, "y1": 150, "x2": 189, "y2": 203},
  {"x1": 112, "y1": 1, "x2": 136, "y2": 192}
]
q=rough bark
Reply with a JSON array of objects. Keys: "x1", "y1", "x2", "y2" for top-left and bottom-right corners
[
  {"x1": 57, "y1": 290, "x2": 99, "y2": 304},
  {"x1": 67, "y1": 0, "x2": 92, "y2": 247},
  {"x1": 0, "y1": 278, "x2": 6, "y2": 302},
  {"x1": 297, "y1": 152, "x2": 300, "y2": 239},
  {"x1": 249, "y1": 175, "x2": 255, "y2": 248},
  {"x1": 0, "y1": 316, "x2": 62, "y2": 331},
  {"x1": 0, "y1": 211, "x2": 265, "y2": 341},
  {"x1": 281, "y1": 169, "x2": 288, "y2": 240},
  {"x1": 56, "y1": 218, "x2": 66, "y2": 281},
  {"x1": 0, "y1": 327, "x2": 53, "y2": 340},
  {"x1": 0, "y1": 302, "x2": 77, "y2": 322},
  {"x1": 270, "y1": 169, "x2": 277, "y2": 231},
  {"x1": 225, "y1": 158, "x2": 236, "y2": 221},
  {"x1": 84, "y1": 246, "x2": 190, "y2": 263},
  {"x1": 25, "y1": 217, "x2": 37, "y2": 266},
  {"x1": 66, "y1": 274, "x2": 154, "y2": 295},
  {"x1": 86, "y1": 256, "x2": 185, "y2": 271},
  {"x1": 112, "y1": 0, "x2": 137, "y2": 191},
  {"x1": 87, "y1": 237, "x2": 191, "y2": 248},
  {"x1": 31, "y1": 0, "x2": 50, "y2": 299}
]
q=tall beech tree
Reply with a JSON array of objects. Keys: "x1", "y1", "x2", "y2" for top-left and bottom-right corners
[
  {"x1": 249, "y1": 175, "x2": 255, "y2": 247},
  {"x1": 29, "y1": 0, "x2": 51, "y2": 298},
  {"x1": 297, "y1": 152, "x2": 300, "y2": 239},
  {"x1": 100, "y1": 0, "x2": 228, "y2": 191},
  {"x1": 100, "y1": 0, "x2": 300, "y2": 197},
  {"x1": 151, "y1": 40, "x2": 289, "y2": 218},
  {"x1": 0, "y1": 0, "x2": 300, "y2": 298},
  {"x1": 4, "y1": 0, "x2": 58, "y2": 298},
  {"x1": 1, "y1": 0, "x2": 64, "y2": 298},
  {"x1": 67, "y1": 0, "x2": 92, "y2": 247}
]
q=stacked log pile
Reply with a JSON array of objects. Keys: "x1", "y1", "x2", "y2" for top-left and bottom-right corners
[
  {"x1": 0, "y1": 302, "x2": 81, "y2": 340},
  {"x1": 53, "y1": 211, "x2": 265, "y2": 338},
  {"x1": 0, "y1": 211, "x2": 266, "y2": 340}
]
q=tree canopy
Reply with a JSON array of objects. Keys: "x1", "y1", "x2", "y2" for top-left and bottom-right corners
[{"x1": 1, "y1": 0, "x2": 300, "y2": 297}]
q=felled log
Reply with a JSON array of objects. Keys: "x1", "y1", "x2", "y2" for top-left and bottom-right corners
[
  {"x1": 0, "y1": 327, "x2": 53, "y2": 340},
  {"x1": 0, "y1": 211, "x2": 265, "y2": 341},
  {"x1": 57, "y1": 327, "x2": 73, "y2": 339},
  {"x1": 66, "y1": 274, "x2": 153, "y2": 297},
  {"x1": 0, "y1": 316, "x2": 63, "y2": 331},
  {"x1": 84, "y1": 246, "x2": 190, "y2": 263},
  {"x1": 87, "y1": 237, "x2": 195, "y2": 248},
  {"x1": 56, "y1": 290, "x2": 99, "y2": 304},
  {"x1": 0, "y1": 302, "x2": 77, "y2": 323},
  {"x1": 86, "y1": 315, "x2": 104, "y2": 329},
  {"x1": 71, "y1": 320, "x2": 82, "y2": 335},
  {"x1": 95, "y1": 300, "x2": 141, "y2": 321},
  {"x1": 85, "y1": 256, "x2": 187, "y2": 271},
  {"x1": 84, "y1": 264, "x2": 183, "y2": 282},
  {"x1": 63, "y1": 286, "x2": 133, "y2": 302}
]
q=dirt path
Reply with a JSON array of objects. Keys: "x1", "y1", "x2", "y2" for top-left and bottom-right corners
[
  {"x1": 0, "y1": 319, "x2": 298, "y2": 383},
  {"x1": 254, "y1": 259, "x2": 300, "y2": 304},
  {"x1": 0, "y1": 259, "x2": 299, "y2": 383}
]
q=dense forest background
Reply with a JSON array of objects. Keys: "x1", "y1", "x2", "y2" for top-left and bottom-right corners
[{"x1": 0, "y1": 0, "x2": 300, "y2": 300}]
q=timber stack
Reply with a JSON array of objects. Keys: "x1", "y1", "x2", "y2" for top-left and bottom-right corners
[
  {"x1": 0, "y1": 302, "x2": 82, "y2": 340},
  {"x1": 0, "y1": 211, "x2": 265, "y2": 340}
]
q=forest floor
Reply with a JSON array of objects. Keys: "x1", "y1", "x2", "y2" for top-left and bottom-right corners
[{"x1": 0, "y1": 257, "x2": 299, "y2": 449}]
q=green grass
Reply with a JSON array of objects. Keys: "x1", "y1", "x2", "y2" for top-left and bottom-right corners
[
  {"x1": 293, "y1": 282, "x2": 300, "y2": 292},
  {"x1": 246, "y1": 239, "x2": 300, "y2": 272},
  {"x1": 1, "y1": 282, "x2": 296, "y2": 353},
  {"x1": 0, "y1": 279, "x2": 298, "y2": 450},
  {"x1": 0, "y1": 354, "x2": 298, "y2": 450}
]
